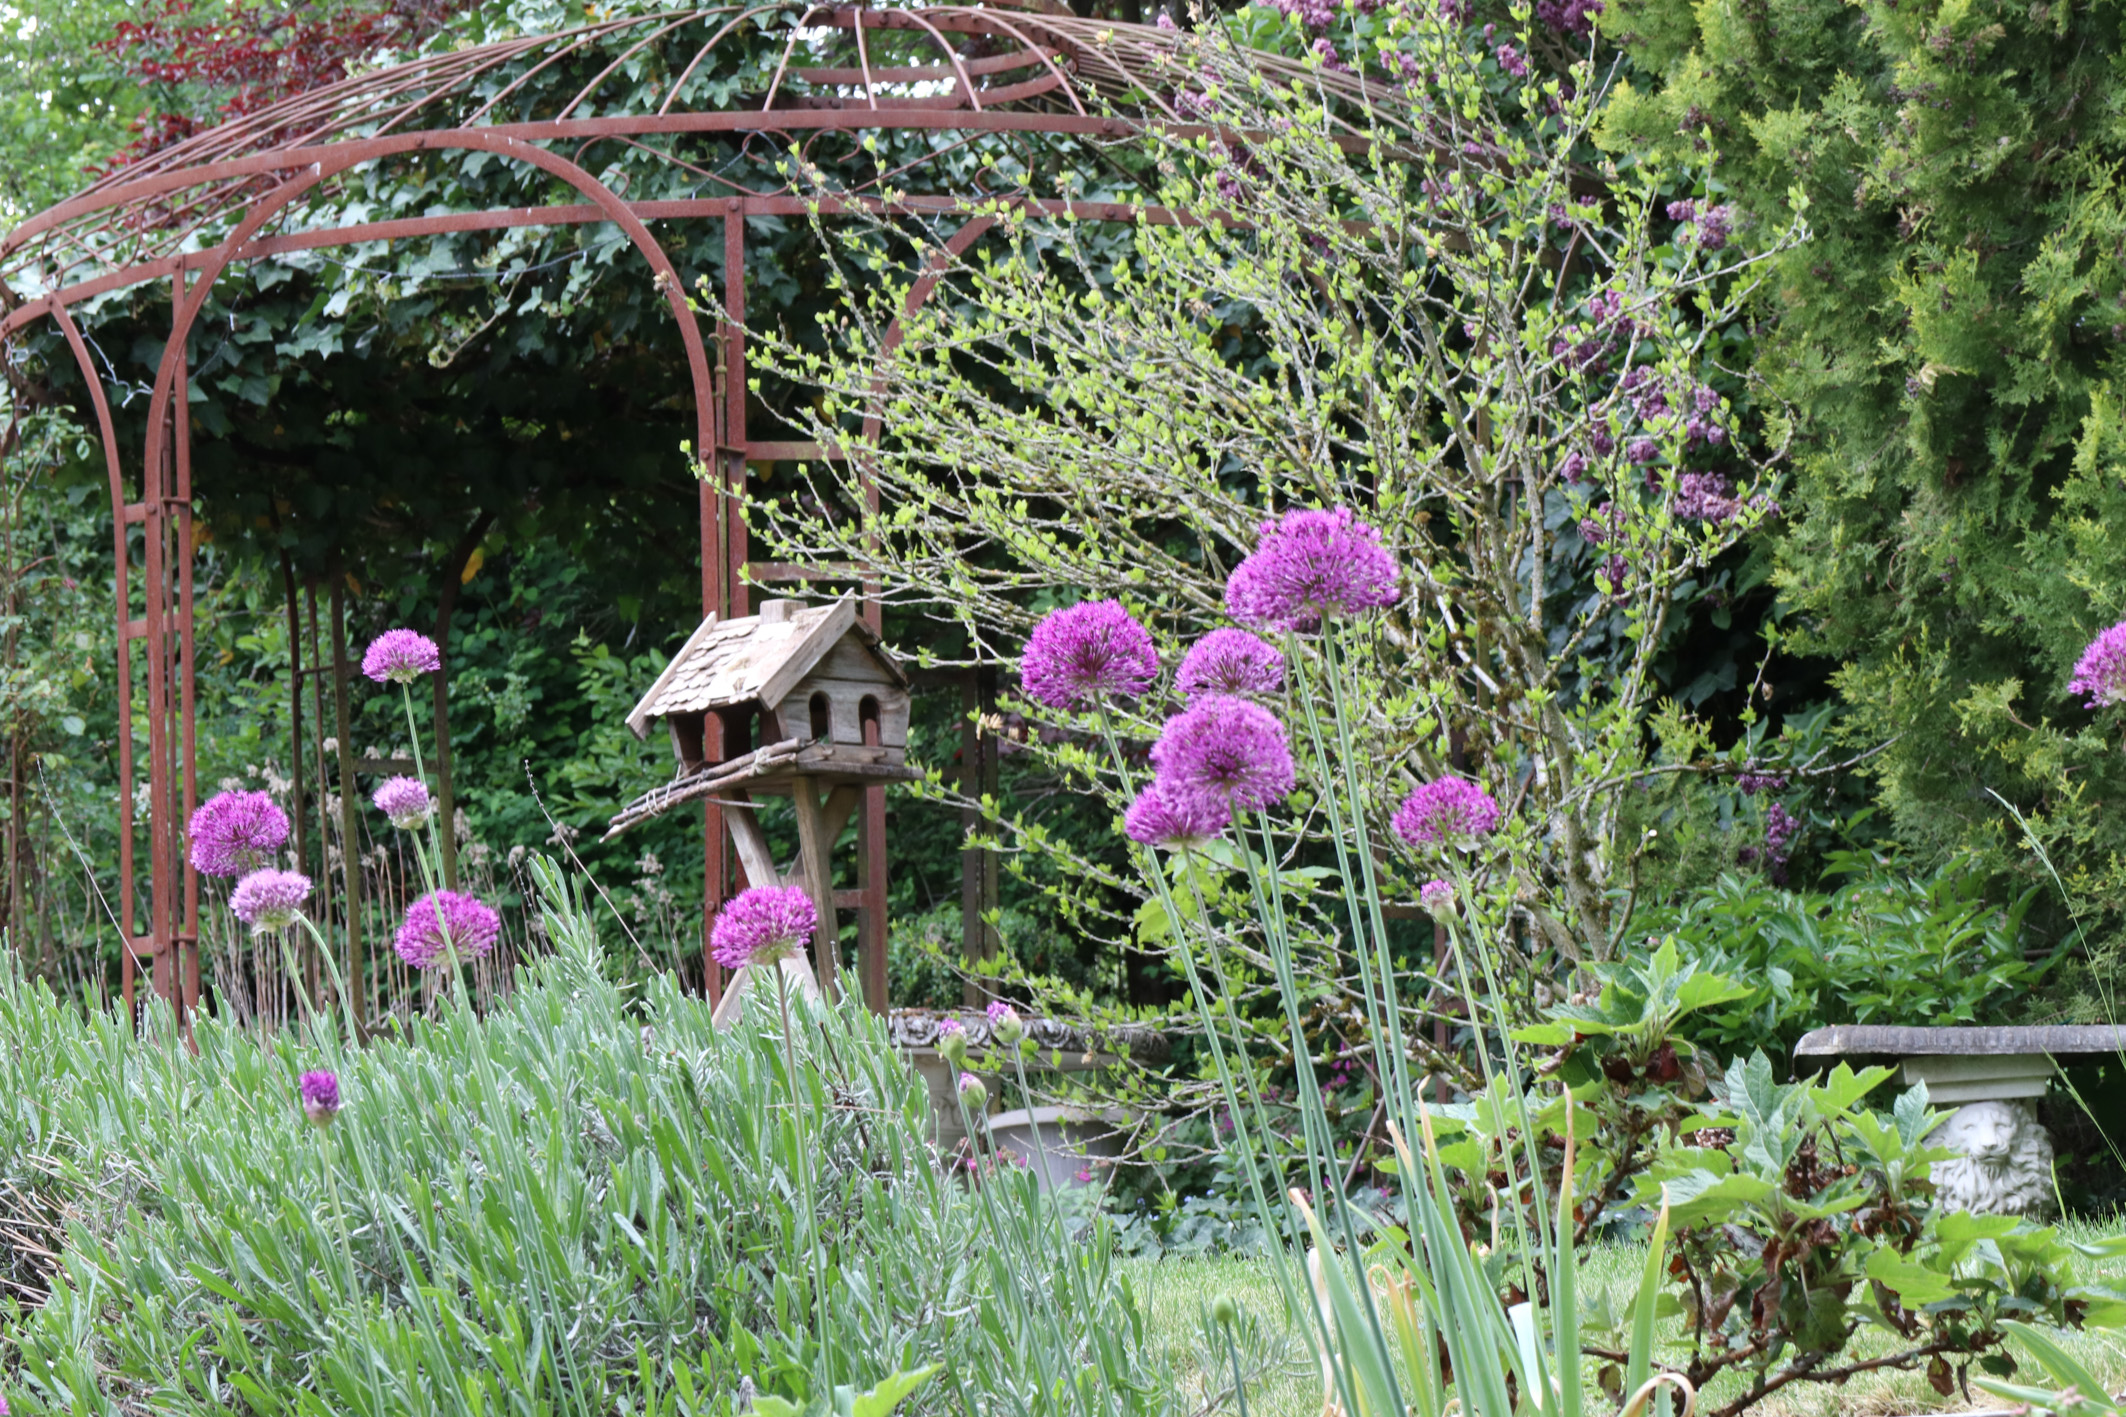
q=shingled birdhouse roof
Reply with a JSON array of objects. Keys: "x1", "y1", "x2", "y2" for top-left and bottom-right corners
[{"x1": 624, "y1": 596, "x2": 907, "y2": 740}]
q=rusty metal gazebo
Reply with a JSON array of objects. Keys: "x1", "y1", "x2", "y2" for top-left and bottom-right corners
[{"x1": 0, "y1": 3, "x2": 1382, "y2": 1028}]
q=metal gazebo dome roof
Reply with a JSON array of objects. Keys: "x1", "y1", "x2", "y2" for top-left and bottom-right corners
[{"x1": 0, "y1": 3, "x2": 1387, "y2": 320}]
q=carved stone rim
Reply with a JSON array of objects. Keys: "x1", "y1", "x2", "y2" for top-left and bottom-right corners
[{"x1": 885, "y1": 1007, "x2": 1167, "y2": 1060}]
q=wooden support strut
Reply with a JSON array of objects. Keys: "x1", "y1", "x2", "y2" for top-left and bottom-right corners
[{"x1": 722, "y1": 782, "x2": 862, "y2": 1005}]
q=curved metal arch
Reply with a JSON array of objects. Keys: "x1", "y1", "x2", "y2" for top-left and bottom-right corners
[
  {"x1": 106, "y1": 130, "x2": 723, "y2": 1014},
  {"x1": 136, "y1": 131, "x2": 719, "y2": 521}
]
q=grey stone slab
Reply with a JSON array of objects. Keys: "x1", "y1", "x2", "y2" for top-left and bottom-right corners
[{"x1": 1793, "y1": 1024, "x2": 2126, "y2": 1058}]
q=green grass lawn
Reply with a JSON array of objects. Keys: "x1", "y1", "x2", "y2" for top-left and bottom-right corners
[{"x1": 1125, "y1": 1219, "x2": 2126, "y2": 1417}]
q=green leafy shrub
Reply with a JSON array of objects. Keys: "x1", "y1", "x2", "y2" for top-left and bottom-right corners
[
  {"x1": 1509, "y1": 944, "x2": 2126, "y2": 1414},
  {"x1": 1626, "y1": 854, "x2": 2051, "y2": 1062},
  {"x1": 0, "y1": 861, "x2": 1167, "y2": 1415}
]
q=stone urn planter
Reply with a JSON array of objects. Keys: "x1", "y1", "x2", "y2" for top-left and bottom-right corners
[
  {"x1": 986, "y1": 1106, "x2": 1128, "y2": 1191},
  {"x1": 886, "y1": 1008, "x2": 1164, "y2": 1156}
]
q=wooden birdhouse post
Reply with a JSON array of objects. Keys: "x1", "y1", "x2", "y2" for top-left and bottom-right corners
[{"x1": 604, "y1": 596, "x2": 916, "y2": 1011}]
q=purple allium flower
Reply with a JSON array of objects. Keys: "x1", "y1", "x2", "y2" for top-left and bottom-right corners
[
  {"x1": 230, "y1": 868, "x2": 312, "y2": 933},
  {"x1": 361, "y1": 628, "x2": 442, "y2": 684},
  {"x1": 393, "y1": 890, "x2": 502, "y2": 969},
  {"x1": 938, "y1": 1016, "x2": 965, "y2": 1038},
  {"x1": 1019, "y1": 600, "x2": 1160, "y2": 711},
  {"x1": 2067, "y1": 621, "x2": 2126, "y2": 708},
  {"x1": 709, "y1": 884, "x2": 816, "y2": 972},
  {"x1": 187, "y1": 790, "x2": 291, "y2": 878},
  {"x1": 1149, "y1": 695, "x2": 1296, "y2": 812},
  {"x1": 1176, "y1": 629, "x2": 1285, "y2": 700},
  {"x1": 1124, "y1": 779, "x2": 1232, "y2": 850},
  {"x1": 299, "y1": 1070, "x2": 342, "y2": 1127},
  {"x1": 372, "y1": 776, "x2": 432, "y2": 830},
  {"x1": 1420, "y1": 878, "x2": 1454, "y2": 913},
  {"x1": 1391, "y1": 778, "x2": 1502, "y2": 849},
  {"x1": 1225, "y1": 507, "x2": 1399, "y2": 633}
]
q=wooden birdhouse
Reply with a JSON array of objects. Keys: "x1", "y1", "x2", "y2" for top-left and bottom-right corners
[{"x1": 604, "y1": 596, "x2": 916, "y2": 1009}]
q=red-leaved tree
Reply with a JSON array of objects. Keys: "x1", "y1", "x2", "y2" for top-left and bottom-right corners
[{"x1": 99, "y1": 0, "x2": 469, "y2": 165}]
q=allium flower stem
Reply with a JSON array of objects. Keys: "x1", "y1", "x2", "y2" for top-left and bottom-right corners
[
  {"x1": 1089, "y1": 707, "x2": 1305, "y2": 1324},
  {"x1": 771, "y1": 952, "x2": 837, "y2": 1371},
  {"x1": 1291, "y1": 627, "x2": 1425, "y2": 1128}
]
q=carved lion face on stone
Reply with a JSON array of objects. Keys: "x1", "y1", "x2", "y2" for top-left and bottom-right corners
[{"x1": 1927, "y1": 1099, "x2": 2055, "y2": 1220}]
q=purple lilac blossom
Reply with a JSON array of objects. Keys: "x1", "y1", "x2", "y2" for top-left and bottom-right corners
[
  {"x1": 361, "y1": 628, "x2": 442, "y2": 684},
  {"x1": 230, "y1": 869, "x2": 312, "y2": 933},
  {"x1": 1625, "y1": 436, "x2": 1658, "y2": 466},
  {"x1": 1737, "y1": 771, "x2": 1787, "y2": 796},
  {"x1": 1310, "y1": 35, "x2": 1352, "y2": 71},
  {"x1": 1420, "y1": 879, "x2": 1454, "y2": 912},
  {"x1": 1672, "y1": 472, "x2": 1742, "y2": 523},
  {"x1": 1149, "y1": 695, "x2": 1296, "y2": 811},
  {"x1": 1225, "y1": 507, "x2": 1399, "y2": 632},
  {"x1": 1579, "y1": 502, "x2": 1622, "y2": 548},
  {"x1": 1019, "y1": 600, "x2": 1160, "y2": 711},
  {"x1": 1559, "y1": 451, "x2": 1590, "y2": 484},
  {"x1": 1600, "y1": 555, "x2": 1629, "y2": 597},
  {"x1": 1391, "y1": 778, "x2": 1502, "y2": 849},
  {"x1": 299, "y1": 1069, "x2": 342, "y2": 1126},
  {"x1": 709, "y1": 884, "x2": 817, "y2": 971},
  {"x1": 1535, "y1": 0, "x2": 1601, "y2": 35},
  {"x1": 2068, "y1": 622, "x2": 2126, "y2": 708},
  {"x1": 1495, "y1": 43, "x2": 1528, "y2": 77},
  {"x1": 1156, "y1": 7, "x2": 1177, "y2": 25},
  {"x1": 1261, "y1": 0, "x2": 1335, "y2": 28},
  {"x1": 1589, "y1": 425, "x2": 1616, "y2": 456},
  {"x1": 187, "y1": 790, "x2": 291, "y2": 878},
  {"x1": 372, "y1": 776, "x2": 433, "y2": 829},
  {"x1": 1125, "y1": 780, "x2": 1232, "y2": 849},
  {"x1": 1176, "y1": 629, "x2": 1285, "y2": 699},
  {"x1": 1666, "y1": 200, "x2": 1735, "y2": 252},
  {"x1": 1762, "y1": 802, "x2": 1801, "y2": 884},
  {"x1": 393, "y1": 890, "x2": 503, "y2": 969}
]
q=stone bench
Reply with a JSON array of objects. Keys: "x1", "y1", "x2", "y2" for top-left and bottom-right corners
[{"x1": 1794, "y1": 1025, "x2": 2126, "y2": 1217}]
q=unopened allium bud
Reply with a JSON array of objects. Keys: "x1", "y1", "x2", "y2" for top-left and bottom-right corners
[
  {"x1": 937, "y1": 1017, "x2": 969, "y2": 1066},
  {"x1": 986, "y1": 1000, "x2": 1025, "y2": 1045},
  {"x1": 298, "y1": 1070, "x2": 342, "y2": 1128},
  {"x1": 1420, "y1": 878, "x2": 1454, "y2": 913},
  {"x1": 1212, "y1": 1294, "x2": 1240, "y2": 1327},
  {"x1": 957, "y1": 1071, "x2": 988, "y2": 1110}
]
